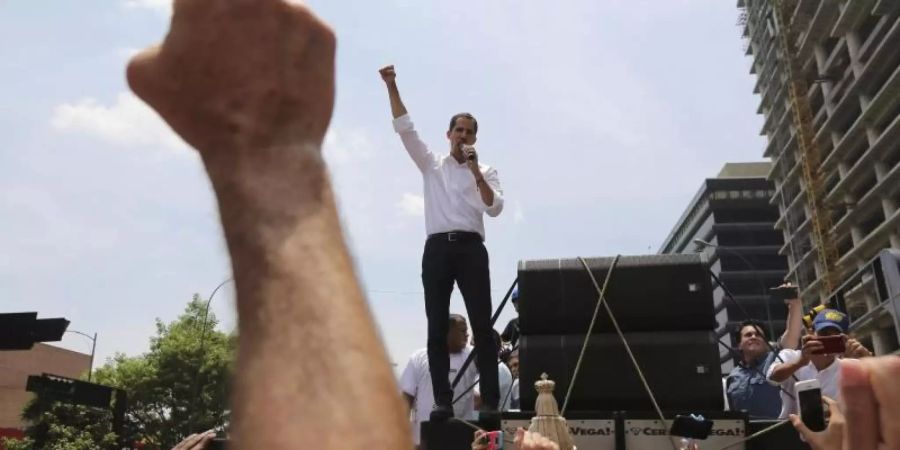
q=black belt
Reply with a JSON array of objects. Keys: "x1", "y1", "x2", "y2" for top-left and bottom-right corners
[{"x1": 427, "y1": 231, "x2": 483, "y2": 243}]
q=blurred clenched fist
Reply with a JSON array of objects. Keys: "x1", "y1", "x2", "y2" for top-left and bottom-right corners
[{"x1": 127, "y1": 0, "x2": 336, "y2": 158}]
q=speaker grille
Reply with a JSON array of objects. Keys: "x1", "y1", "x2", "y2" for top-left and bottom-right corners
[{"x1": 517, "y1": 254, "x2": 715, "y2": 334}]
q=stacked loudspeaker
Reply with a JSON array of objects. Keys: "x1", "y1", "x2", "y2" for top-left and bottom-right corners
[{"x1": 517, "y1": 254, "x2": 724, "y2": 412}]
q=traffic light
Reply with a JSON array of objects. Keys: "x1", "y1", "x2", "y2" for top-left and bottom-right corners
[{"x1": 0, "y1": 312, "x2": 69, "y2": 350}]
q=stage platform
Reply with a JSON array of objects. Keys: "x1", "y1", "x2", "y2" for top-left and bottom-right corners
[{"x1": 421, "y1": 411, "x2": 811, "y2": 450}]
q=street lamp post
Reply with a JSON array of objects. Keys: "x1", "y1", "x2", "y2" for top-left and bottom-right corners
[
  {"x1": 65, "y1": 330, "x2": 97, "y2": 382},
  {"x1": 190, "y1": 277, "x2": 233, "y2": 427},
  {"x1": 693, "y1": 239, "x2": 776, "y2": 339}
]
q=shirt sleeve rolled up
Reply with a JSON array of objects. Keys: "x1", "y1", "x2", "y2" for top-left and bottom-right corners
[
  {"x1": 392, "y1": 114, "x2": 437, "y2": 173},
  {"x1": 481, "y1": 166, "x2": 504, "y2": 217}
]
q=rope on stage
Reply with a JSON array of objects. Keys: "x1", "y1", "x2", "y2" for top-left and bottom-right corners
[
  {"x1": 574, "y1": 255, "x2": 679, "y2": 450},
  {"x1": 712, "y1": 419, "x2": 791, "y2": 450},
  {"x1": 561, "y1": 255, "x2": 620, "y2": 415}
]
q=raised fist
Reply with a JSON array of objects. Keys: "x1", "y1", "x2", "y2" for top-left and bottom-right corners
[
  {"x1": 379, "y1": 65, "x2": 397, "y2": 83},
  {"x1": 127, "y1": 0, "x2": 336, "y2": 157}
]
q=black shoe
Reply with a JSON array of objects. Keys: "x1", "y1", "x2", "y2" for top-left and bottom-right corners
[
  {"x1": 430, "y1": 404, "x2": 454, "y2": 422},
  {"x1": 479, "y1": 405, "x2": 500, "y2": 423}
]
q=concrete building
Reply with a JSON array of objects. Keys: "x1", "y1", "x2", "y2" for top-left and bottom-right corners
[
  {"x1": 738, "y1": 0, "x2": 900, "y2": 355},
  {"x1": 0, "y1": 344, "x2": 91, "y2": 430},
  {"x1": 660, "y1": 162, "x2": 789, "y2": 370}
]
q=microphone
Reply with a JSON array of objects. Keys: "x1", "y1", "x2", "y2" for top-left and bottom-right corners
[{"x1": 461, "y1": 144, "x2": 476, "y2": 161}]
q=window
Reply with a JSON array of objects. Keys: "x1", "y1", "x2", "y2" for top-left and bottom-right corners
[{"x1": 859, "y1": 208, "x2": 886, "y2": 236}]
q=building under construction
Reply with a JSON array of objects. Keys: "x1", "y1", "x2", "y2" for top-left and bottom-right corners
[
  {"x1": 738, "y1": 0, "x2": 900, "y2": 354},
  {"x1": 659, "y1": 162, "x2": 789, "y2": 371}
]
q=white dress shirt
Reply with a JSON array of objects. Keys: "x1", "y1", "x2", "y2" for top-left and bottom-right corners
[
  {"x1": 766, "y1": 348, "x2": 842, "y2": 419},
  {"x1": 393, "y1": 114, "x2": 504, "y2": 239},
  {"x1": 473, "y1": 361, "x2": 514, "y2": 411}
]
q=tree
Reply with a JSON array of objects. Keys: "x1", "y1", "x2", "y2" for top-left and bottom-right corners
[
  {"x1": 1, "y1": 400, "x2": 117, "y2": 450},
  {"x1": 4, "y1": 296, "x2": 235, "y2": 450}
]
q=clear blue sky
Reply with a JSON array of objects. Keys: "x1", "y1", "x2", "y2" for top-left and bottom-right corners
[{"x1": 0, "y1": 0, "x2": 766, "y2": 370}]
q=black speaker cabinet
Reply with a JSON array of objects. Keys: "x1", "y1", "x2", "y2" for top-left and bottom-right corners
[
  {"x1": 519, "y1": 331, "x2": 723, "y2": 412},
  {"x1": 747, "y1": 420, "x2": 811, "y2": 449},
  {"x1": 517, "y1": 254, "x2": 715, "y2": 335},
  {"x1": 420, "y1": 419, "x2": 499, "y2": 450}
]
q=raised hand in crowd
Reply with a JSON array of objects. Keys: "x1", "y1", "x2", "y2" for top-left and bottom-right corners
[
  {"x1": 789, "y1": 397, "x2": 844, "y2": 450},
  {"x1": 472, "y1": 429, "x2": 560, "y2": 450},
  {"x1": 171, "y1": 432, "x2": 215, "y2": 450},
  {"x1": 790, "y1": 356, "x2": 900, "y2": 450},
  {"x1": 514, "y1": 428, "x2": 560, "y2": 450},
  {"x1": 128, "y1": 0, "x2": 411, "y2": 449},
  {"x1": 843, "y1": 338, "x2": 873, "y2": 359}
]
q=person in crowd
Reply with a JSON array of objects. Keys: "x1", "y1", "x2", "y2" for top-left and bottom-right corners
[
  {"x1": 475, "y1": 330, "x2": 514, "y2": 412},
  {"x1": 724, "y1": 284, "x2": 803, "y2": 418},
  {"x1": 400, "y1": 314, "x2": 478, "y2": 447},
  {"x1": 789, "y1": 356, "x2": 900, "y2": 450},
  {"x1": 767, "y1": 309, "x2": 872, "y2": 418},
  {"x1": 472, "y1": 428, "x2": 560, "y2": 450},
  {"x1": 501, "y1": 287, "x2": 521, "y2": 348},
  {"x1": 505, "y1": 349, "x2": 521, "y2": 410},
  {"x1": 379, "y1": 63, "x2": 504, "y2": 422}
]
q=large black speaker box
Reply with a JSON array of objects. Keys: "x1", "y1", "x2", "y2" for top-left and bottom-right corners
[
  {"x1": 519, "y1": 331, "x2": 723, "y2": 412},
  {"x1": 747, "y1": 420, "x2": 811, "y2": 449},
  {"x1": 517, "y1": 254, "x2": 715, "y2": 334},
  {"x1": 420, "y1": 419, "x2": 500, "y2": 450}
]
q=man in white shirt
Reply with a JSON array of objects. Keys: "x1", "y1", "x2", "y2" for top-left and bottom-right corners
[
  {"x1": 505, "y1": 349, "x2": 521, "y2": 410},
  {"x1": 474, "y1": 330, "x2": 514, "y2": 412},
  {"x1": 766, "y1": 309, "x2": 871, "y2": 418},
  {"x1": 380, "y1": 65, "x2": 504, "y2": 422},
  {"x1": 400, "y1": 314, "x2": 479, "y2": 447}
]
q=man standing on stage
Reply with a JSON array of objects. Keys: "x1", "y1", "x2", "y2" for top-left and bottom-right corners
[{"x1": 379, "y1": 64, "x2": 504, "y2": 422}]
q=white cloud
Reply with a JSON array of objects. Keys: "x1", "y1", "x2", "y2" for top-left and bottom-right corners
[
  {"x1": 513, "y1": 201, "x2": 524, "y2": 224},
  {"x1": 123, "y1": 0, "x2": 171, "y2": 14},
  {"x1": 396, "y1": 193, "x2": 424, "y2": 217},
  {"x1": 50, "y1": 92, "x2": 189, "y2": 152},
  {"x1": 323, "y1": 128, "x2": 375, "y2": 166},
  {"x1": 0, "y1": 186, "x2": 121, "y2": 272}
]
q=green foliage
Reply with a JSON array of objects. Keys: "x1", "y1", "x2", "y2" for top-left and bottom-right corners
[
  {"x1": 2, "y1": 399, "x2": 117, "y2": 450},
  {"x1": 10, "y1": 295, "x2": 235, "y2": 450}
]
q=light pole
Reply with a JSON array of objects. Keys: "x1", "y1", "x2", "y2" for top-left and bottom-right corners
[
  {"x1": 693, "y1": 239, "x2": 776, "y2": 339},
  {"x1": 200, "y1": 277, "x2": 234, "y2": 339},
  {"x1": 65, "y1": 330, "x2": 97, "y2": 382},
  {"x1": 191, "y1": 277, "x2": 233, "y2": 427}
]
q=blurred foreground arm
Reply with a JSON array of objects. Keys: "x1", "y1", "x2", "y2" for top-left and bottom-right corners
[
  {"x1": 127, "y1": 1, "x2": 411, "y2": 449},
  {"x1": 790, "y1": 356, "x2": 900, "y2": 450}
]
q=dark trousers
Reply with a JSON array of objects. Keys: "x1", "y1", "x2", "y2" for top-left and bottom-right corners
[{"x1": 422, "y1": 234, "x2": 499, "y2": 409}]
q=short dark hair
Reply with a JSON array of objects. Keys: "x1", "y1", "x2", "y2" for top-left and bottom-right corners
[
  {"x1": 448, "y1": 113, "x2": 478, "y2": 134},
  {"x1": 734, "y1": 319, "x2": 768, "y2": 342},
  {"x1": 449, "y1": 313, "x2": 467, "y2": 327}
]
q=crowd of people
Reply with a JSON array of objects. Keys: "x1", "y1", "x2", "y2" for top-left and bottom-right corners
[
  {"x1": 723, "y1": 289, "x2": 879, "y2": 423},
  {"x1": 120, "y1": 0, "x2": 898, "y2": 449},
  {"x1": 399, "y1": 302, "x2": 522, "y2": 447}
]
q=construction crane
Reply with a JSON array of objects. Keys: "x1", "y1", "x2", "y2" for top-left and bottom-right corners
[{"x1": 771, "y1": 0, "x2": 840, "y2": 300}]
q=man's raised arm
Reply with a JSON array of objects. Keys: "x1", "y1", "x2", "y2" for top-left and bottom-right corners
[
  {"x1": 380, "y1": 65, "x2": 434, "y2": 172},
  {"x1": 379, "y1": 65, "x2": 408, "y2": 118},
  {"x1": 127, "y1": 1, "x2": 411, "y2": 449},
  {"x1": 778, "y1": 288, "x2": 803, "y2": 350}
]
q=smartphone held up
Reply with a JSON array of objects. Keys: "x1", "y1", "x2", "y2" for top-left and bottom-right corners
[
  {"x1": 795, "y1": 379, "x2": 826, "y2": 432},
  {"x1": 810, "y1": 335, "x2": 846, "y2": 355}
]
